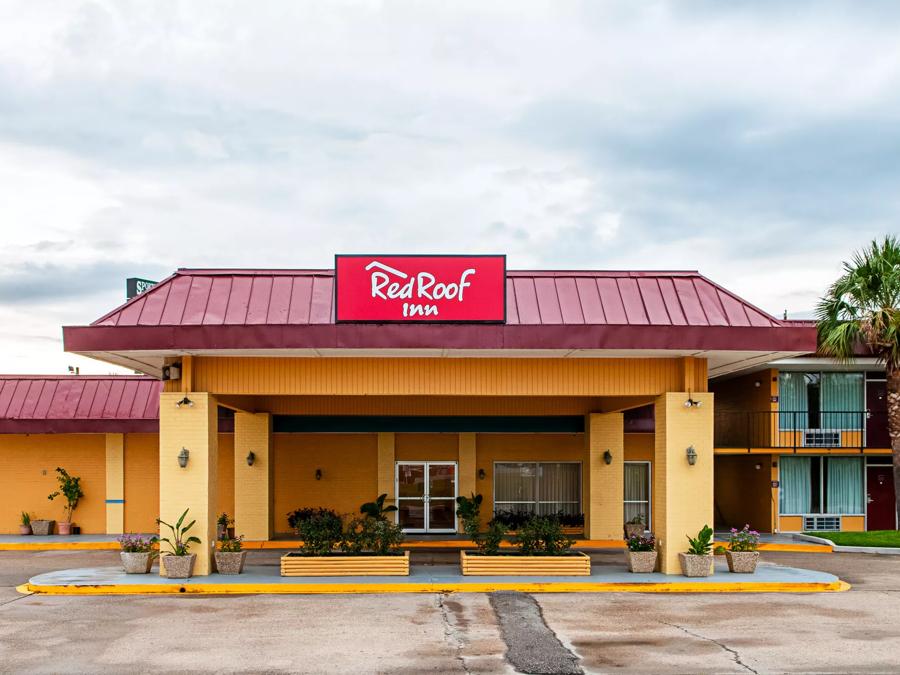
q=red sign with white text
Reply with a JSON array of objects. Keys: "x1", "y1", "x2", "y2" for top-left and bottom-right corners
[{"x1": 335, "y1": 255, "x2": 506, "y2": 322}]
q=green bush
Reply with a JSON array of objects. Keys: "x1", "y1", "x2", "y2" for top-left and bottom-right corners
[
  {"x1": 47, "y1": 467, "x2": 83, "y2": 523},
  {"x1": 287, "y1": 507, "x2": 339, "y2": 531},
  {"x1": 360, "y1": 494, "x2": 398, "y2": 521},
  {"x1": 455, "y1": 493, "x2": 483, "y2": 541},
  {"x1": 298, "y1": 510, "x2": 343, "y2": 555},
  {"x1": 514, "y1": 516, "x2": 574, "y2": 556},
  {"x1": 342, "y1": 517, "x2": 405, "y2": 556},
  {"x1": 686, "y1": 525, "x2": 714, "y2": 555},
  {"x1": 478, "y1": 521, "x2": 507, "y2": 556}
]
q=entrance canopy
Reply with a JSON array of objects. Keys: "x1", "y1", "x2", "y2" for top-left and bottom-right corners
[{"x1": 63, "y1": 268, "x2": 815, "y2": 378}]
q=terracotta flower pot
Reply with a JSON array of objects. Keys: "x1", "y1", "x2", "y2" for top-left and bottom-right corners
[
  {"x1": 626, "y1": 550, "x2": 658, "y2": 573},
  {"x1": 624, "y1": 523, "x2": 645, "y2": 539},
  {"x1": 162, "y1": 554, "x2": 197, "y2": 579},
  {"x1": 121, "y1": 552, "x2": 154, "y2": 574},
  {"x1": 725, "y1": 551, "x2": 759, "y2": 574},
  {"x1": 18, "y1": 525, "x2": 32, "y2": 535},
  {"x1": 57, "y1": 522, "x2": 73, "y2": 536},
  {"x1": 679, "y1": 553, "x2": 714, "y2": 577},
  {"x1": 214, "y1": 551, "x2": 247, "y2": 575},
  {"x1": 31, "y1": 520, "x2": 54, "y2": 536}
]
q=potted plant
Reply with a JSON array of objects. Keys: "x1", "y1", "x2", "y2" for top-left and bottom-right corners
[
  {"x1": 118, "y1": 534, "x2": 158, "y2": 574},
  {"x1": 30, "y1": 517, "x2": 54, "y2": 536},
  {"x1": 156, "y1": 508, "x2": 201, "y2": 579},
  {"x1": 215, "y1": 535, "x2": 247, "y2": 574},
  {"x1": 726, "y1": 525, "x2": 760, "y2": 573},
  {"x1": 624, "y1": 514, "x2": 645, "y2": 539},
  {"x1": 360, "y1": 493, "x2": 398, "y2": 520},
  {"x1": 19, "y1": 512, "x2": 32, "y2": 535},
  {"x1": 216, "y1": 512, "x2": 235, "y2": 540},
  {"x1": 47, "y1": 467, "x2": 83, "y2": 535},
  {"x1": 679, "y1": 524, "x2": 715, "y2": 577},
  {"x1": 625, "y1": 533, "x2": 657, "y2": 573}
]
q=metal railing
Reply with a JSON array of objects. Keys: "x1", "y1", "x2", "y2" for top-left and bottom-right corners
[{"x1": 714, "y1": 410, "x2": 888, "y2": 450}]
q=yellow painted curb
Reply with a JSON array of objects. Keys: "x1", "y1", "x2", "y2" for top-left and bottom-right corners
[
  {"x1": 22, "y1": 579, "x2": 848, "y2": 596},
  {"x1": 0, "y1": 542, "x2": 121, "y2": 551}
]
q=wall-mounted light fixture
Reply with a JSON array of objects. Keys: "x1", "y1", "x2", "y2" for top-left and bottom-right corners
[
  {"x1": 478, "y1": 468, "x2": 486, "y2": 480},
  {"x1": 754, "y1": 463, "x2": 762, "y2": 471},
  {"x1": 603, "y1": 449, "x2": 613, "y2": 465},
  {"x1": 685, "y1": 445, "x2": 697, "y2": 465},
  {"x1": 684, "y1": 397, "x2": 702, "y2": 408},
  {"x1": 246, "y1": 451, "x2": 256, "y2": 467},
  {"x1": 754, "y1": 380, "x2": 761, "y2": 388},
  {"x1": 177, "y1": 447, "x2": 190, "y2": 468},
  {"x1": 175, "y1": 396, "x2": 193, "y2": 408},
  {"x1": 315, "y1": 468, "x2": 323, "y2": 481}
]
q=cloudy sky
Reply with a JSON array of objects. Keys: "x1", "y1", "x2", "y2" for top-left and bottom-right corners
[{"x1": 1, "y1": 1, "x2": 898, "y2": 374}]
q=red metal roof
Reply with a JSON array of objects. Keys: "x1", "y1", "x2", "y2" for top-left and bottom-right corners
[
  {"x1": 0, "y1": 376, "x2": 161, "y2": 434},
  {"x1": 91, "y1": 269, "x2": 780, "y2": 329}
]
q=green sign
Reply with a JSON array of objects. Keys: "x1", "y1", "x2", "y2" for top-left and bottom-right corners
[{"x1": 126, "y1": 277, "x2": 157, "y2": 300}]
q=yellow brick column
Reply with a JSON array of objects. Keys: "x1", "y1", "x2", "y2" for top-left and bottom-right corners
[
  {"x1": 105, "y1": 433, "x2": 124, "y2": 534},
  {"x1": 457, "y1": 433, "x2": 477, "y2": 531},
  {"x1": 377, "y1": 432, "x2": 396, "y2": 506},
  {"x1": 583, "y1": 413, "x2": 624, "y2": 540},
  {"x1": 159, "y1": 392, "x2": 218, "y2": 576},
  {"x1": 654, "y1": 392, "x2": 714, "y2": 574},
  {"x1": 234, "y1": 412, "x2": 273, "y2": 541}
]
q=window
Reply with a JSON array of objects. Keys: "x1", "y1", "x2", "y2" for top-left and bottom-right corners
[
  {"x1": 779, "y1": 372, "x2": 864, "y2": 431},
  {"x1": 493, "y1": 462, "x2": 581, "y2": 516},
  {"x1": 779, "y1": 455, "x2": 864, "y2": 515},
  {"x1": 624, "y1": 462, "x2": 651, "y2": 529}
]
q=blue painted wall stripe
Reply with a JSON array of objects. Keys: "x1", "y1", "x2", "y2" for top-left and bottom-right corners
[{"x1": 105, "y1": 499, "x2": 125, "y2": 504}]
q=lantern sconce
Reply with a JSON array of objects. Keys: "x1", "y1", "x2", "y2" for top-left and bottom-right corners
[
  {"x1": 478, "y1": 468, "x2": 486, "y2": 480},
  {"x1": 683, "y1": 397, "x2": 702, "y2": 408},
  {"x1": 603, "y1": 449, "x2": 613, "y2": 465},
  {"x1": 177, "y1": 447, "x2": 190, "y2": 468},
  {"x1": 315, "y1": 468, "x2": 323, "y2": 481},
  {"x1": 175, "y1": 396, "x2": 194, "y2": 408},
  {"x1": 246, "y1": 451, "x2": 256, "y2": 467},
  {"x1": 686, "y1": 445, "x2": 697, "y2": 466}
]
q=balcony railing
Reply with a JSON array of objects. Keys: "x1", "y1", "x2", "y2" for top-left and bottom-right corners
[{"x1": 714, "y1": 410, "x2": 888, "y2": 450}]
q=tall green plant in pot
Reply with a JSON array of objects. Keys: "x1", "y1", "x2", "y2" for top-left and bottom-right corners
[
  {"x1": 455, "y1": 493, "x2": 483, "y2": 542},
  {"x1": 156, "y1": 508, "x2": 201, "y2": 578},
  {"x1": 47, "y1": 467, "x2": 83, "y2": 535},
  {"x1": 679, "y1": 525, "x2": 714, "y2": 577}
]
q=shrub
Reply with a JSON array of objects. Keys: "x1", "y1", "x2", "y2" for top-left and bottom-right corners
[
  {"x1": 514, "y1": 516, "x2": 574, "y2": 556},
  {"x1": 478, "y1": 521, "x2": 507, "y2": 556},
  {"x1": 685, "y1": 525, "x2": 714, "y2": 555},
  {"x1": 217, "y1": 513, "x2": 233, "y2": 528},
  {"x1": 220, "y1": 535, "x2": 244, "y2": 553},
  {"x1": 20, "y1": 511, "x2": 31, "y2": 526},
  {"x1": 455, "y1": 493, "x2": 483, "y2": 541},
  {"x1": 342, "y1": 517, "x2": 405, "y2": 556},
  {"x1": 728, "y1": 525, "x2": 760, "y2": 552},
  {"x1": 287, "y1": 507, "x2": 340, "y2": 531},
  {"x1": 360, "y1": 494, "x2": 398, "y2": 521},
  {"x1": 47, "y1": 467, "x2": 84, "y2": 523},
  {"x1": 491, "y1": 510, "x2": 584, "y2": 530},
  {"x1": 118, "y1": 533, "x2": 157, "y2": 554},
  {"x1": 156, "y1": 509, "x2": 200, "y2": 557},
  {"x1": 626, "y1": 534, "x2": 655, "y2": 552},
  {"x1": 298, "y1": 510, "x2": 343, "y2": 555}
]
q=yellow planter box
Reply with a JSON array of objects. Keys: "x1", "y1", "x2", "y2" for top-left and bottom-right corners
[
  {"x1": 460, "y1": 550, "x2": 591, "y2": 576},
  {"x1": 280, "y1": 550, "x2": 410, "y2": 577}
]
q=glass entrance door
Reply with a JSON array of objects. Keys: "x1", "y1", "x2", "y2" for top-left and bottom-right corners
[{"x1": 395, "y1": 462, "x2": 457, "y2": 533}]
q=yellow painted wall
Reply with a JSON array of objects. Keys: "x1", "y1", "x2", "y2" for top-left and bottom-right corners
[
  {"x1": 583, "y1": 413, "x2": 624, "y2": 539},
  {"x1": 624, "y1": 434, "x2": 654, "y2": 461},
  {"x1": 272, "y1": 433, "x2": 378, "y2": 532},
  {"x1": 234, "y1": 413, "x2": 273, "y2": 540},
  {"x1": 779, "y1": 515, "x2": 803, "y2": 532},
  {"x1": 217, "y1": 433, "x2": 235, "y2": 520},
  {"x1": 105, "y1": 433, "x2": 124, "y2": 534},
  {"x1": 395, "y1": 433, "x2": 459, "y2": 461},
  {"x1": 842, "y1": 515, "x2": 865, "y2": 532},
  {"x1": 124, "y1": 433, "x2": 160, "y2": 533},
  {"x1": 714, "y1": 454, "x2": 773, "y2": 532},
  {"x1": 0, "y1": 434, "x2": 106, "y2": 534},
  {"x1": 183, "y1": 356, "x2": 708, "y2": 397}
]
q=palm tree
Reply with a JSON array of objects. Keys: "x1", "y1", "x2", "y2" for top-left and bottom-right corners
[{"x1": 817, "y1": 235, "x2": 900, "y2": 527}]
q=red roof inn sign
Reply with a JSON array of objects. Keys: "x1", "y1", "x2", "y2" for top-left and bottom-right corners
[{"x1": 335, "y1": 255, "x2": 506, "y2": 322}]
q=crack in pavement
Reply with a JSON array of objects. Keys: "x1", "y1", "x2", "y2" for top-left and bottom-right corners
[
  {"x1": 0, "y1": 592, "x2": 33, "y2": 608},
  {"x1": 437, "y1": 593, "x2": 471, "y2": 674},
  {"x1": 660, "y1": 620, "x2": 758, "y2": 674},
  {"x1": 490, "y1": 591, "x2": 582, "y2": 675}
]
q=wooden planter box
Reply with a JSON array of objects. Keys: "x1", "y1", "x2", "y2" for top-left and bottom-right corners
[
  {"x1": 460, "y1": 550, "x2": 591, "y2": 576},
  {"x1": 280, "y1": 551, "x2": 409, "y2": 577},
  {"x1": 505, "y1": 527, "x2": 583, "y2": 536}
]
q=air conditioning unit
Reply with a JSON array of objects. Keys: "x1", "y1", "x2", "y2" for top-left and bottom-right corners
[
  {"x1": 804, "y1": 516, "x2": 841, "y2": 531},
  {"x1": 803, "y1": 430, "x2": 841, "y2": 447}
]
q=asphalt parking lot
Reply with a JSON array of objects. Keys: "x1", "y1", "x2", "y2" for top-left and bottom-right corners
[{"x1": 1, "y1": 549, "x2": 898, "y2": 674}]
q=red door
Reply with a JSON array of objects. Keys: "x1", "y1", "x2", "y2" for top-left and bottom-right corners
[
  {"x1": 866, "y1": 380, "x2": 890, "y2": 448},
  {"x1": 866, "y1": 466, "x2": 897, "y2": 530}
]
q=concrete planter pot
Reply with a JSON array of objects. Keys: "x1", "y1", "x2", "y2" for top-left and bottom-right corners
[
  {"x1": 31, "y1": 520, "x2": 54, "y2": 536},
  {"x1": 626, "y1": 550, "x2": 658, "y2": 573},
  {"x1": 57, "y1": 522, "x2": 73, "y2": 536},
  {"x1": 18, "y1": 525, "x2": 32, "y2": 535},
  {"x1": 725, "y1": 551, "x2": 759, "y2": 574},
  {"x1": 121, "y1": 552, "x2": 154, "y2": 574},
  {"x1": 624, "y1": 523, "x2": 645, "y2": 539},
  {"x1": 679, "y1": 553, "x2": 714, "y2": 577},
  {"x1": 214, "y1": 551, "x2": 247, "y2": 575},
  {"x1": 162, "y1": 554, "x2": 197, "y2": 579}
]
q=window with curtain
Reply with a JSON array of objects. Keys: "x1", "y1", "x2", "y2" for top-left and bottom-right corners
[
  {"x1": 623, "y1": 462, "x2": 651, "y2": 529},
  {"x1": 826, "y1": 457, "x2": 864, "y2": 514},
  {"x1": 821, "y1": 373, "x2": 864, "y2": 430},
  {"x1": 778, "y1": 372, "x2": 808, "y2": 431},
  {"x1": 494, "y1": 462, "x2": 581, "y2": 516},
  {"x1": 779, "y1": 455, "x2": 864, "y2": 515},
  {"x1": 779, "y1": 371, "x2": 865, "y2": 431},
  {"x1": 779, "y1": 456, "x2": 812, "y2": 514}
]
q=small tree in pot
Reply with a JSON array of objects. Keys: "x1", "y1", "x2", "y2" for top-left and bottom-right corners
[
  {"x1": 215, "y1": 535, "x2": 247, "y2": 574},
  {"x1": 216, "y1": 513, "x2": 235, "y2": 540},
  {"x1": 118, "y1": 534, "x2": 158, "y2": 574},
  {"x1": 625, "y1": 533, "x2": 657, "y2": 573},
  {"x1": 47, "y1": 467, "x2": 83, "y2": 535},
  {"x1": 156, "y1": 509, "x2": 201, "y2": 578},
  {"x1": 679, "y1": 525, "x2": 714, "y2": 577},
  {"x1": 726, "y1": 525, "x2": 760, "y2": 573}
]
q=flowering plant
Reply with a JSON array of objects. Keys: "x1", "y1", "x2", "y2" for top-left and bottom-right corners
[
  {"x1": 117, "y1": 533, "x2": 157, "y2": 554},
  {"x1": 728, "y1": 525, "x2": 760, "y2": 552},
  {"x1": 626, "y1": 534, "x2": 655, "y2": 552},
  {"x1": 220, "y1": 535, "x2": 244, "y2": 553}
]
